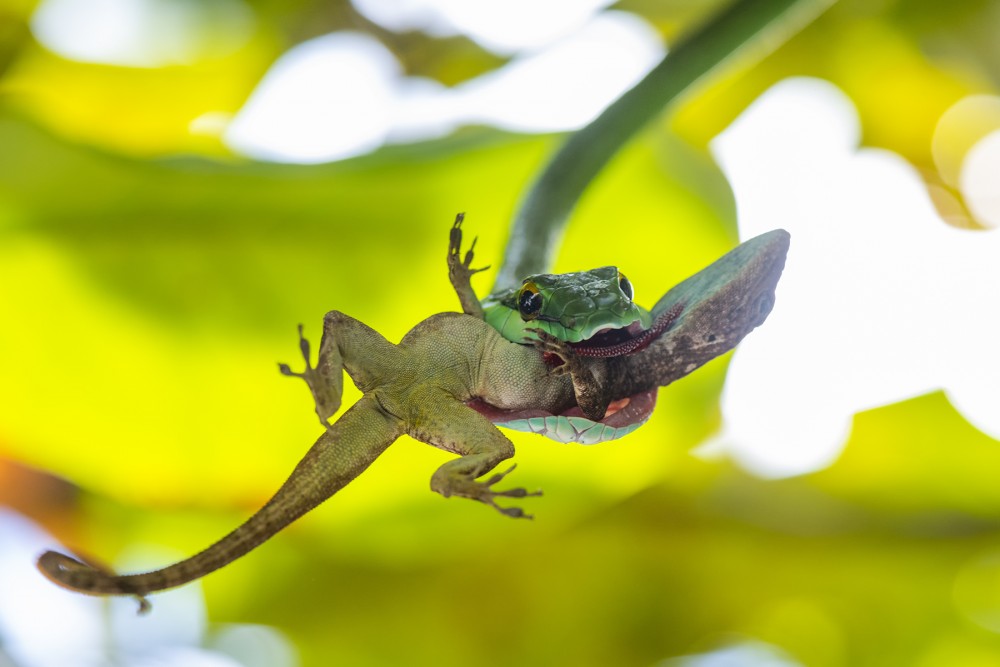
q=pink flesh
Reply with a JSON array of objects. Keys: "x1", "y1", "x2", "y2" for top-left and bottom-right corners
[{"x1": 467, "y1": 389, "x2": 657, "y2": 430}]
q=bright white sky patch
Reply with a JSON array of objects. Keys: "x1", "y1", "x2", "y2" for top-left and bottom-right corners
[
  {"x1": 351, "y1": 0, "x2": 614, "y2": 55},
  {"x1": 960, "y1": 129, "x2": 1000, "y2": 229},
  {"x1": 225, "y1": 12, "x2": 663, "y2": 163},
  {"x1": 31, "y1": 0, "x2": 254, "y2": 67},
  {"x1": 931, "y1": 94, "x2": 1000, "y2": 189},
  {"x1": 0, "y1": 510, "x2": 105, "y2": 667},
  {"x1": 225, "y1": 32, "x2": 401, "y2": 163},
  {"x1": 455, "y1": 11, "x2": 663, "y2": 132},
  {"x1": 709, "y1": 77, "x2": 1000, "y2": 478},
  {"x1": 385, "y1": 75, "x2": 456, "y2": 143}
]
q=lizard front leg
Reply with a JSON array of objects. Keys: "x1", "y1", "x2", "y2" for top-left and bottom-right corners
[
  {"x1": 447, "y1": 213, "x2": 489, "y2": 319},
  {"x1": 410, "y1": 388, "x2": 540, "y2": 518}
]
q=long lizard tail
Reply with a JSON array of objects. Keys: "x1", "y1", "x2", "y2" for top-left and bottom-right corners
[{"x1": 37, "y1": 397, "x2": 401, "y2": 608}]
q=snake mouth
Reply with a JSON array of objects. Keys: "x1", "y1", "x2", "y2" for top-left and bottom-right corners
[
  {"x1": 470, "y1": 301, "x2": 685, "y2": 442},
  {"x1": 570, "y1": 321, "x2": 643, "y2": 351},
  {"x1": 557, "y1": 389, "x2": 657, "y2": 428},
  {"x1": 568, "y1": 301, "x2": 685, "y2": 358}
]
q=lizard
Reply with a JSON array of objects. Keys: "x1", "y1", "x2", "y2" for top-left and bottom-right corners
[{"x1": 36, "y1": 215, "x2": 789, "y2": 610}]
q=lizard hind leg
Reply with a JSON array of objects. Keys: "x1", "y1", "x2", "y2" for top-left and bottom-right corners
[
  {"x1": 413, "y1": 391, "x2": 541, "y2": 519},
  {"x1": 279, "y1": 322, "x2": 343, "y2": 428},
  {"x1": 279, "y1": 312, "x2": 398, "y2": 429}
]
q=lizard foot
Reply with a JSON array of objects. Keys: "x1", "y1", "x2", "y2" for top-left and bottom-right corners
[
  {"x1": 278, "y1": 323, "x2": 340, "y2": 430},
  {"x1": 448, "y1": 212, "x2": 490, "y2": 283},
  {"x1": 526, "y1": 327, "x2": 575, "y2": 376},
  {"x1": 434, "y1": 464, "x2": 542, "y2": 519},
  {"x1": 448, "y1": 213, "x2": 489, "y2": 318}
]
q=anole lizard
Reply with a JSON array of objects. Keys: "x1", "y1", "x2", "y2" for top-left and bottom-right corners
[{"x1": 37, "y1": 216, "x2": 788, "y2": 610}]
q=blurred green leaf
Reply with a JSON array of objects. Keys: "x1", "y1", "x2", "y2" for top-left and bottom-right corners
[{"x1": 3, "y1": 0, "x2": 1000, "y2": 665}]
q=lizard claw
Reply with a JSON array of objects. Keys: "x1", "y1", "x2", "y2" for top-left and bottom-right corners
[
  {"x1": 278, "y1": 324, "x2": 342, "y2": 427},
  {"x1": 480, "y1": 465, "x2": 542, "y2": 519},
  {"x1": 277, "y1": 363, "x2": 301, "y2": 378},
  {"x1": 433, "y1": 464, "x2": 542, "y2": 519},
  {"x1": 525, "y1": 327, "x2": 573, "y2": 375},
  {"x1": 449, "y1": 213, "x2": 490, "y2": 280}
]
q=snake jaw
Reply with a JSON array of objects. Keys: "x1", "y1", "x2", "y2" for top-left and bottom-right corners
[{"x1": 568, "y1": 301, "x2": 685, "y2": 358}]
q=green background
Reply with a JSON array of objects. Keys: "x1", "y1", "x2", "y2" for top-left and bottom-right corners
[{"x1": 2, "y1": 1, "x2": 1000, "y2": 665}]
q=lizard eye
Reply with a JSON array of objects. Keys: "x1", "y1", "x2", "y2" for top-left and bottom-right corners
[
  {"x1": 618, "y1": 271, "x2": 634, "y2": 301},
  {"x1": 517, "y1": 281, "x2": 543, "y2": 320}
]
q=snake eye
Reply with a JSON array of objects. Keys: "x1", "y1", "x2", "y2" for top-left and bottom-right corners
[
  {"x1": 517, "y1": 281, "x2": 543, "y2": 320},
  {"x1": 618, "y1": 271, "x2": 634, "y2": 301}
]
